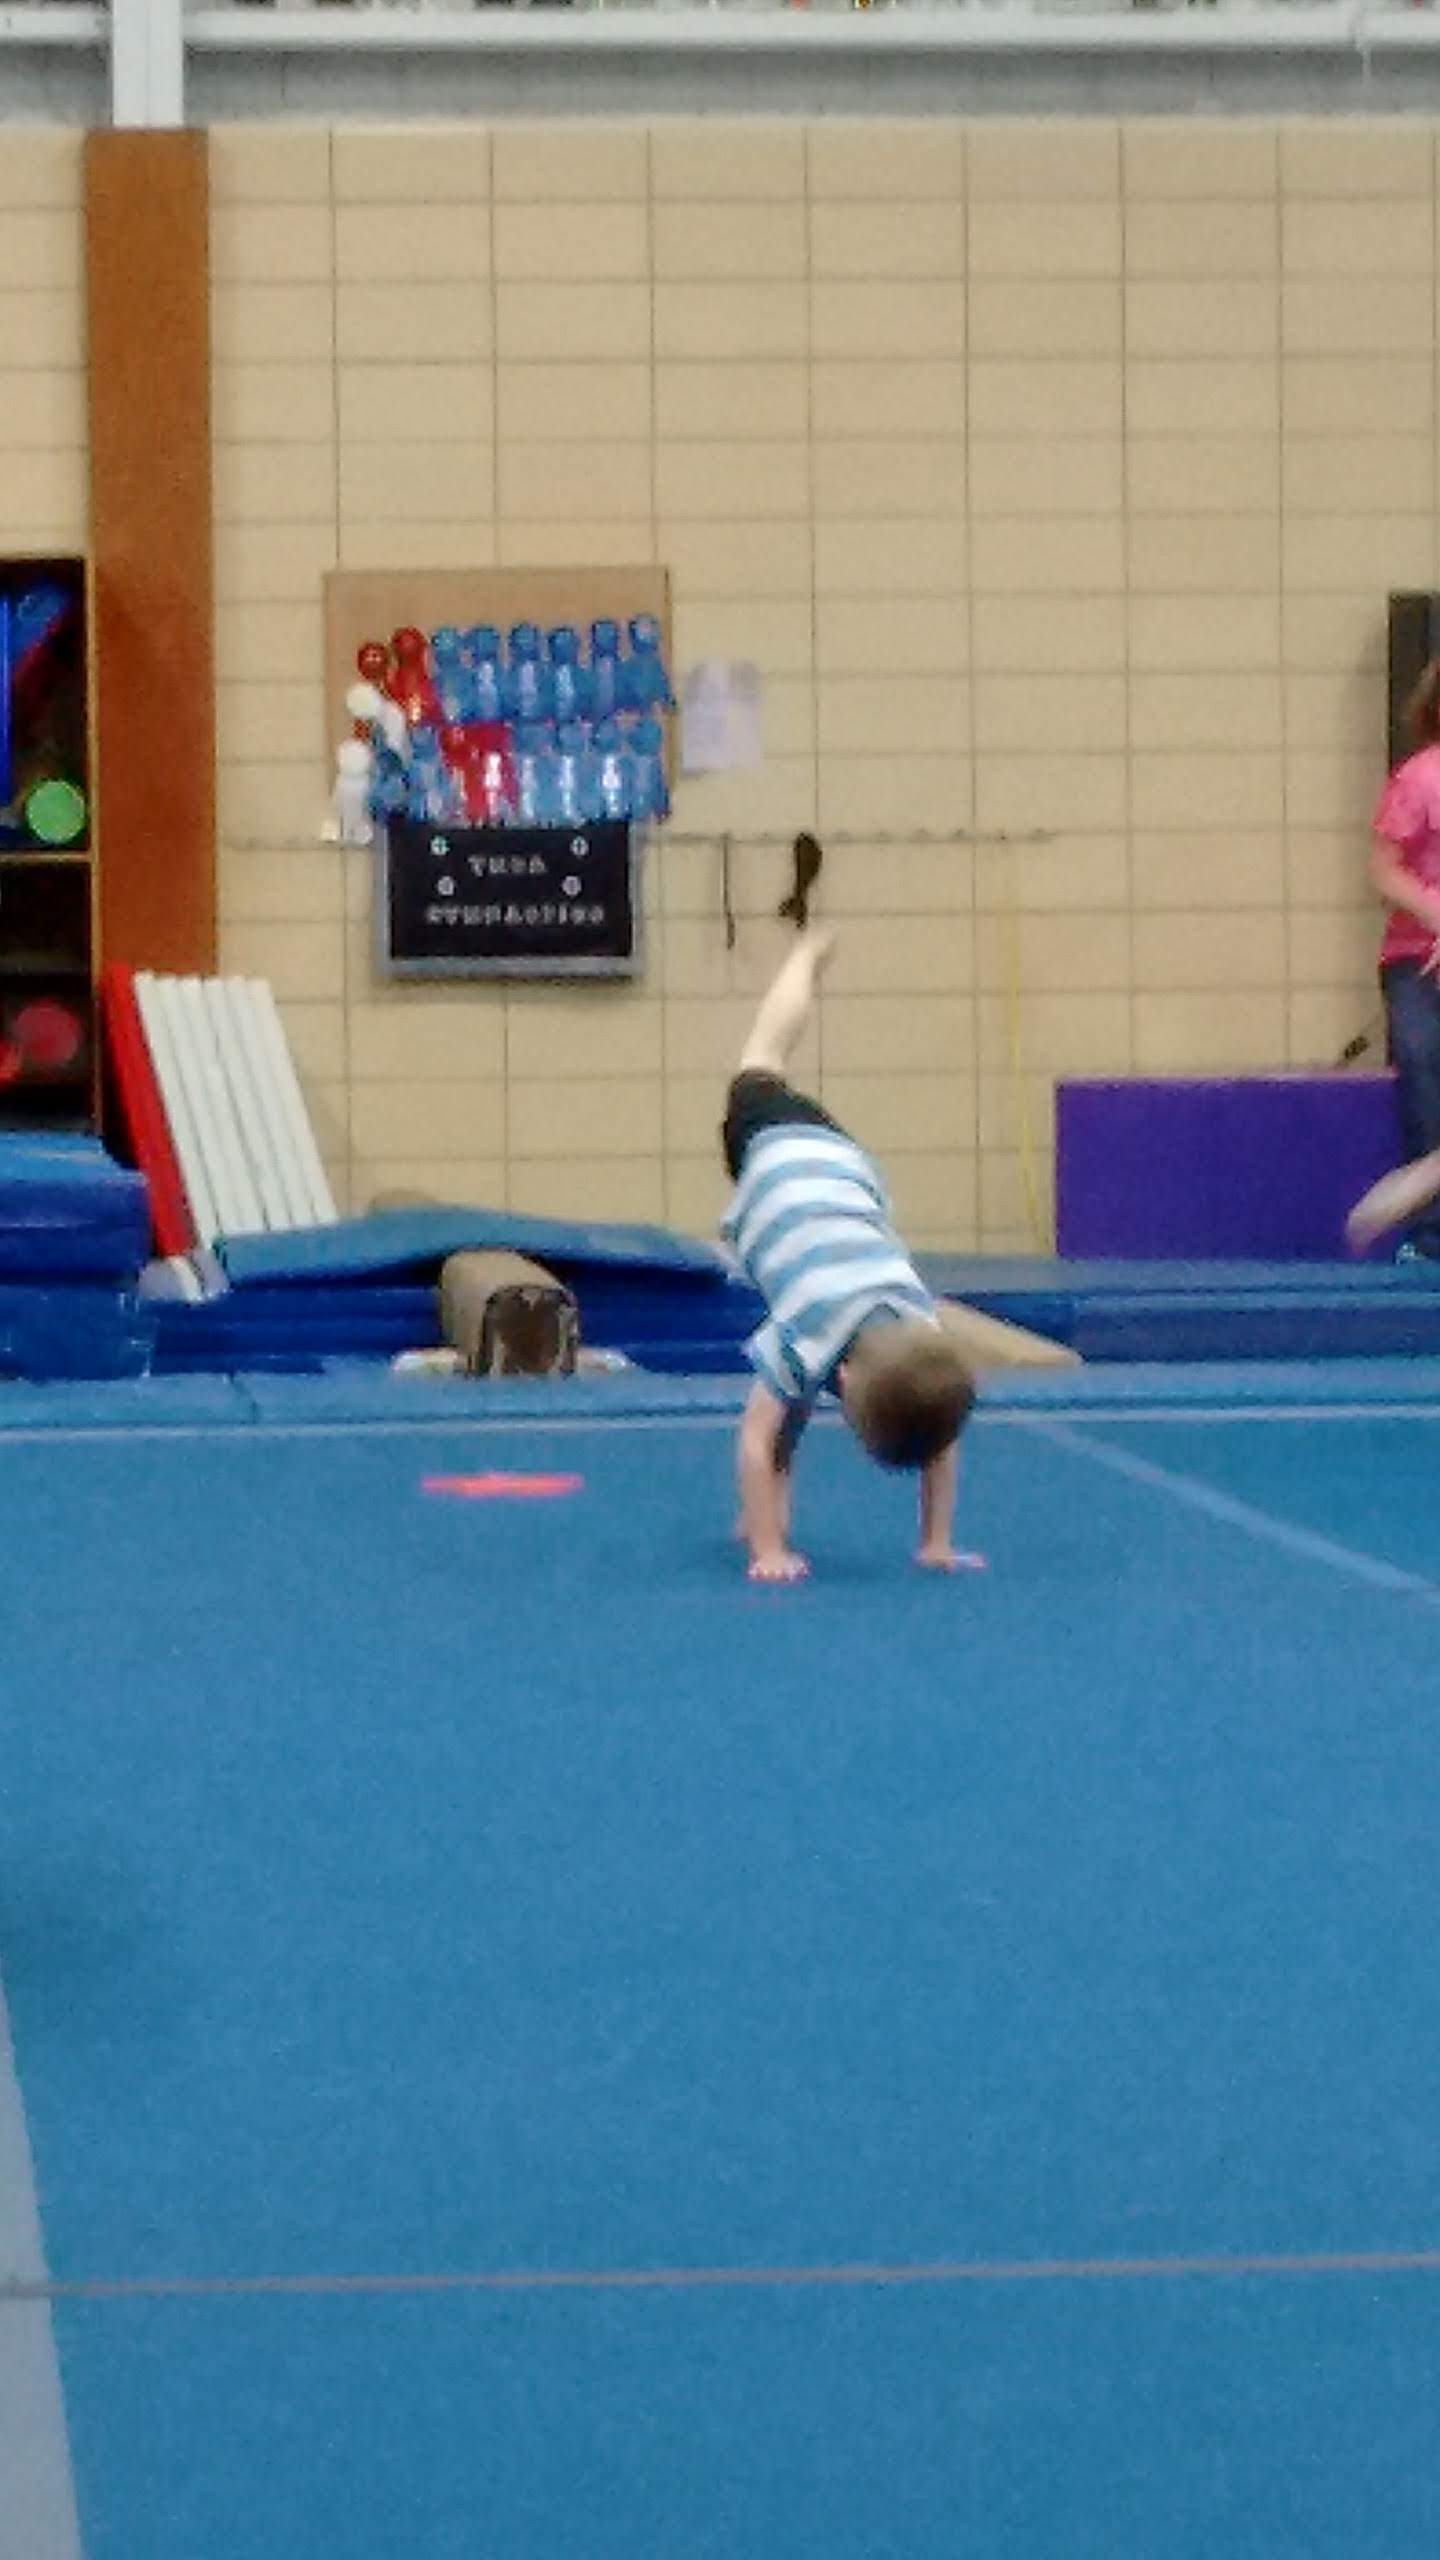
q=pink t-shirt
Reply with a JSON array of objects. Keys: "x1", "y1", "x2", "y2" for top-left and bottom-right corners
[{"x1": 1375, "y1": 746, "x2": 1440, "y2": 963}]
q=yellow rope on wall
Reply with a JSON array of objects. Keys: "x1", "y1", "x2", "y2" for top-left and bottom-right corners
[{"x1": 998, "y1": 847, "x2": 1052, "y2": 1254}]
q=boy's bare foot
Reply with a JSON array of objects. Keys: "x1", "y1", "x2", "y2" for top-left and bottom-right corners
[{"x1": 915, "y1": 1543, "x2": 988, "y2": 1574}]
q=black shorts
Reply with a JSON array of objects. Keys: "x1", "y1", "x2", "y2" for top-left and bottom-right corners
[{"x1": 722, "y1": 1071, "x2": 845, "y2": 1181}]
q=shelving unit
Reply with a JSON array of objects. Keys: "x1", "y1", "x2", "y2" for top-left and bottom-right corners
[{"x1": 0, "y1": 557, "x2": 96, "y2": 1132}]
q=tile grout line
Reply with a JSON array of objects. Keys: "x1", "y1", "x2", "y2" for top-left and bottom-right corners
[
  {"x1": 959, "y1": 126, "x2": 981, "y2": 1258},
  {"x1": 1277, "y1": 134, "x2": 1291, "y2": 1071},
  {"x1": 489, "y1": 129, "x2": 512, "y2": 1217},
  {"x1": 325, "y1": 131, "x2": 357, "y2": 1222},
  {"x1": 644, "y1": 125, "x2": 671, "y2": 1233},
  {"x1": 803, "y1": 127, "x2": 824, "y2": 1106},
  {"x1": 1118, "y1": 122, "x2": 1136, "y2": 1106}
]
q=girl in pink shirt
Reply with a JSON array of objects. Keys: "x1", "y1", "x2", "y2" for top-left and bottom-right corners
[{"x1": 1370, "y1": 659, "x2": 1440, "y2": 1259}]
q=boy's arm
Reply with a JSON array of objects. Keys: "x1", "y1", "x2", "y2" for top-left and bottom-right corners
[
  {"x1": 738, "y1": 1380, "x2": 809, "y2": 1582},
  {"x1": 916, "y1": 1442, "x2": 961, "y2": 1571}
]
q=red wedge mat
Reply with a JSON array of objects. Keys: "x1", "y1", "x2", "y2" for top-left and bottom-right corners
[{"x1": 99, "y1": 962, "x2": 195, "y2": 1259}]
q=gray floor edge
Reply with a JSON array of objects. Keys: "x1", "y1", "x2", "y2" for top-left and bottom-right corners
[{"x1": 0, "y1": 1977, "x2": 84, "y2": 2560}]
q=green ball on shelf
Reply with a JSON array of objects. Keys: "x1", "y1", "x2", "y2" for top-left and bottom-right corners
[{"x1": 24, "y1": 778, "x2": 87, "y2": 847}]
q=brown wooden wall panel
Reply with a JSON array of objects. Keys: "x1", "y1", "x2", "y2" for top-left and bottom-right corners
[{"x1": 85, "y1": 131, "x2": 216, "y2": 975}]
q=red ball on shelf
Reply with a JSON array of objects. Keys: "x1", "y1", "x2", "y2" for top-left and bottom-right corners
[{"x1": 13, "y1": 999, "x2": 83, "y2": 1073}]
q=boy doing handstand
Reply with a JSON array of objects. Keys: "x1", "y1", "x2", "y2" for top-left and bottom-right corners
[{"x1": 721, "y1": 928, "x2": 975, "y2": 1583}]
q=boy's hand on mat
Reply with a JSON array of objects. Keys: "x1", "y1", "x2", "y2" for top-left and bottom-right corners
[
  {"x1": 748, "y1": 1547, "x2": 810, "y2": 1584},
  {"x1": 916, "y1": 1540, "x2": 961, "y2": 1572}
]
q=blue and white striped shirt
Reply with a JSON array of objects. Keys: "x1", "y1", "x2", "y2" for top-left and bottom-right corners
[{"x1": 722, "y1": 1126, "x2": 936, "y2": 1409}]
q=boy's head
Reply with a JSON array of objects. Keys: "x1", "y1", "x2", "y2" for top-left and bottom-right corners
[{"x1": 839, "y1": 1318, "x2": 975, "y2": 1470}]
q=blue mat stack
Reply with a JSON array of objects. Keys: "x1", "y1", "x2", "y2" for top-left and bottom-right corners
[
  {"x1": 922, "y1": 1253, "x2": 1440, "y2": 1362},
  {"x1": 5, "y1": 1133, "x2": 1438, "y2": 1385},
  {"x1": 151, "y1": 1210, "x2": 758, "y2": 1376},
  {"x1": 139, "y1": 1207, "x2": 1440, "y2": 1380},
  {"x1": 1, "y1": 1166, "x2": 1437, "y2": 1383},
  {"x1": 0, "y1": 1135, "x2": 153, "y2": 1379}
]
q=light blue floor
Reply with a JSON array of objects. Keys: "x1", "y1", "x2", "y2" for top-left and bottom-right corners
[{"x1": 1, "y1": 1396, "x2": 1438, "y2": 2557}]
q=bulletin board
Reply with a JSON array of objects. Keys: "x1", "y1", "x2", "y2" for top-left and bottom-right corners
[
  {"x1": 323, "y1": 564, "x2": 672, "y2": 760},
  {"x1": 324, "y1": 564, "x2": 669, "y2": 982}
]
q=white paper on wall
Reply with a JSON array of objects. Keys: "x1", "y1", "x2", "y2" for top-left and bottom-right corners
[{"x1": 680, "y1": 660, "x2": 764, "y2": 774}]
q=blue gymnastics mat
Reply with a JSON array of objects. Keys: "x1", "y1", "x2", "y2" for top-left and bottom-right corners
[
  {"x1": 209, "y1": 1214, "x2": 1440, "y2": 1371},
  {"x1": 7, "y1": 1193, "x2": 1436, "y2": 1381},
  {"x1": 6, "y1": 1357, "x2": 1440, "y2": 1437},
  {"x1": 0, "y1": 1135, "x2": 148, "y2": 1280},
  {"x1": 920, "y1": 1254, "x2": 1440, "y2": 1299},
  {"x1": 219, "y1": 1207, "x2": 729, "y2": 1289},
  {"x1": 149, "y1": 1275, "x2": 754, "y2": 1377},
  {"x1": 3, "y1": 1386, "x2": 1440, "y2": 2557},
  {"x1": 0, "y1": 1285, "x2": 153, "y2": 1381}
]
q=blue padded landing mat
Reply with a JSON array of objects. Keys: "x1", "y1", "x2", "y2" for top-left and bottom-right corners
[
  {"x1": 0, "y1": 1285, "x2": 153, "y2": 1381},
  {"x1": 0, "y1": 1135, "x2": 149, "y2": 1280},
  {"x1": 1073, "y1": 1291, "x2": 1440, "y2": 1364},
  {"x1": 193, "y1": 1223, "x2": 1440, "y2": 1373},
  {"x1": 201, "y1": 1211, "x2": 756, "y2": 1378},
  {"x1": 919, "y1": 1255, "x2": 1440, "y2": 1302},
  {"x1": 918, "y1": 1255, "x2": 1440, "y2": 1364},
  {"x1": 220, "y1": 1209, "x2": 728, "y2": 1289},
  {"x1": 149, "y1": 1279, "x2": 753, "y2": 1378}
]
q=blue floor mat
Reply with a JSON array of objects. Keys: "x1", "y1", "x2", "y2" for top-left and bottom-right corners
[
  {"x1": 50, "y1": 2276, "x2": 1440, "y2": 2560},
  {"x1": 7, "y1": 1357, "x2": 1440, "y2": 1437},
  {"x1": 4, "y1": 1407, "x2": 1440, "y2": 2556}
]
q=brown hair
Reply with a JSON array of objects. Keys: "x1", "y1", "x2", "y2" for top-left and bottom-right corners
[
  {"x1": 1406, "y1": 656, "x2": 1440, "y2": 750},
  {"x1": 841, "y1": 1320, "x2": 975, "y2": 1471}
]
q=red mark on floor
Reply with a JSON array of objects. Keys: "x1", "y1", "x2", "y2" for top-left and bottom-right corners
[{"x1": 422, "y1": 1472, "x2": 583, "y2": 1500}]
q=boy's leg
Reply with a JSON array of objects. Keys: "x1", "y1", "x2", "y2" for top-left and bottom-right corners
[{"x1": 739, "y1": 926, "x2": 835, "y2": 1076}]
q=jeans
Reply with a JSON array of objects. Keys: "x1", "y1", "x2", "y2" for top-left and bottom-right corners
[{"x1": 1382, "y1": 958, "x2": 1440, "y2": 1248}]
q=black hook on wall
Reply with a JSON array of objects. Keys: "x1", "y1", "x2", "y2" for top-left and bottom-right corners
[{"x1": 778, "y1": 832, "x2": 824, "y2": 931}]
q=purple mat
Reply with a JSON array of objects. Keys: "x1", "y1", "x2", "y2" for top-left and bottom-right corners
[{"x1": 1055, "y1": 1075, "x2": 1404, "y2": 1262}]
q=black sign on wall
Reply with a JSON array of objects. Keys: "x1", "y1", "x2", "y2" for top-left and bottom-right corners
[
  {"x1": 380, "y1": 819, "x2": 639, "y2": 980},
  {"x1": 1388, "y1": 592, "x2": 1440, "y2": 771}
]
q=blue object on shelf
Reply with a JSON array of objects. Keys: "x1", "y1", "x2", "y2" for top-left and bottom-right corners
[
  {"x1": 430, "y1": 626, "x2": 468, "y2": 724},
  {"x1": 629, "y1": 717, "x2": 669, "y2": 822},
  {"x1": 504, "y1": 624, "x2": 551, "y2": 725},
  {"x1": 467, "y1": 626, "x2": 504, "y2": 723},
  {"x1": 589, "y1": 619, "x2": 621, "y2": 723},
  {"x1": 620, "y1": 612, "x2": 674, "y2": 714},
  {"x1": 548, "y1": 627, "x2": 592, "y2": 726},
  {"x1": 588, "y1": 719, "x2": 634, "y2": 822}
]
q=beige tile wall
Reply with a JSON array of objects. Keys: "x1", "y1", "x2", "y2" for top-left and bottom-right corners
[
  {"x1": 0, "y1": 133, "x2": 87, "y2": 555},
  {"x1": 205, "y1": 117, "x2": 1417, "y2": 1248}
]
